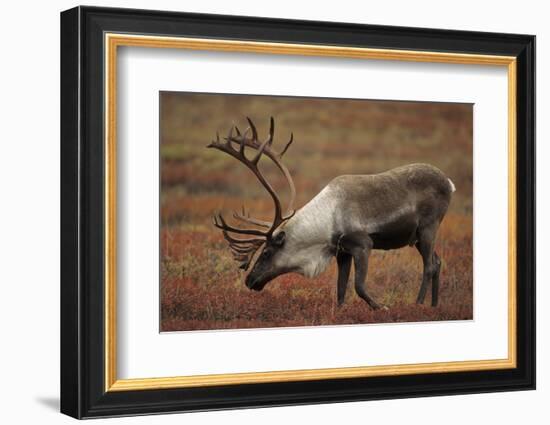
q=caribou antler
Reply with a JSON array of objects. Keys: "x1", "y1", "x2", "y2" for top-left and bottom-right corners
[
  {"x1": 207, "y1": 117, "x2": 296, "y2": 269},
  {"x1": 232, "y1": 206, "x2": 271, "y2": 229}
]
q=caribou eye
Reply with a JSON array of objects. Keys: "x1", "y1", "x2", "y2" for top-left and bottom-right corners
[{"x1": 273, "y1": 231, "x2": 286, "y2": 247}]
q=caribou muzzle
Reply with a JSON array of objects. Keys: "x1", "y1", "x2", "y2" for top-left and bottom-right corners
[{"x1": 245, "y1": 274, "x2": 264, "y2": 291}]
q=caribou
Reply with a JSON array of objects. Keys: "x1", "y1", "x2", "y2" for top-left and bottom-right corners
[{"x1": 208, "y1": 117, "x2": 455, "y2": 309}]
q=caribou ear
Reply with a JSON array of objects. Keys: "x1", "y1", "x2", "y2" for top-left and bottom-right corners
[{"x1": 273, "y1": 231, "x2": 286, "y2": 247}]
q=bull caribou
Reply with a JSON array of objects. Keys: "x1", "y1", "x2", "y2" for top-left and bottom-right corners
[{"x1": 208, "y1": 117, "x2": 455, "y2": 309}]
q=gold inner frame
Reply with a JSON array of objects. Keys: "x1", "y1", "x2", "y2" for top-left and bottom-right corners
[{"x1": 104, "y1": 33, "x2": 517, "y2": 392}]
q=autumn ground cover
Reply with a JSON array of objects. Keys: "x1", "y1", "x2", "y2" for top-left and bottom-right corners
[{"x1": 159, "y1": 93, "x2": 473, "y2": 331}]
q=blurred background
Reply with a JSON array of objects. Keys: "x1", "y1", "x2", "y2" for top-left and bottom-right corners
[{"x1": 160, "y1": 92, "x2": 473, "y2": 331}]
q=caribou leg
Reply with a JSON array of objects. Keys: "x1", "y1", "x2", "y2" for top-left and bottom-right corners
[
  {"x1": 431, "y1": 251, "x2": 441, "y2": 307},
  {"x1": 338, "y1": 233, "x2": 381, "y2": 310},
  {"x1": 415, "y1": 224, "x2": 438, "y2": 305},
  {"x1": 352, "y1": 245, "x2": 381, "y2": 309},
  {"x1": 336, "y1": 253, "x2": 352, "y2": 306}
]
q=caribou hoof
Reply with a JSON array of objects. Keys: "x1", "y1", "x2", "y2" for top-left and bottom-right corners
[{"x1": 369, "y1": 302, "x2": 388, "y2": 311}]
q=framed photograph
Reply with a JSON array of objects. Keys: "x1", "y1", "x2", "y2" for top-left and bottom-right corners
[{"x1": 60, "y1": 6, "x2": 535, "y2": 419}]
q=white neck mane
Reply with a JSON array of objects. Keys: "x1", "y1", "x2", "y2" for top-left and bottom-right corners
[{"x1": 274, "y1": 185, "x2": 337, "y2": 278}]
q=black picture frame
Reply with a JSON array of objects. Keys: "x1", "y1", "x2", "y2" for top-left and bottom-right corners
[{"x1": 60, "y1": 5, "x2": 535, "y2": 419}]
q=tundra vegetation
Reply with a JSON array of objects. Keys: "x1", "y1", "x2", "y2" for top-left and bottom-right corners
[{"x1": 160, "y1": 93, "x2": 473, "y2": 331}]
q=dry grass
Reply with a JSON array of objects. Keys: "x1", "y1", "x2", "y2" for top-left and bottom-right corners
[{"x1": 159, "y1": 93, "x2": 473, "y2": 332}]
